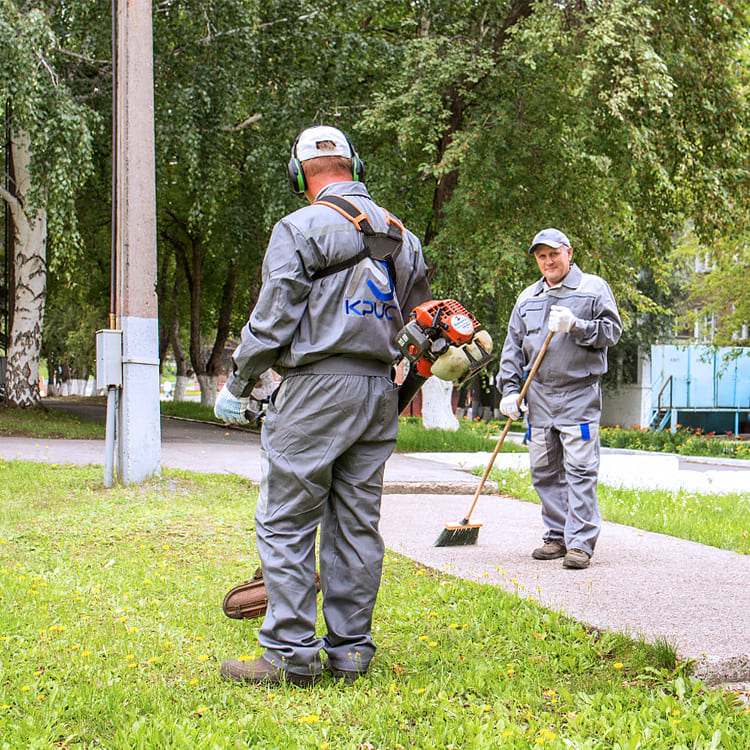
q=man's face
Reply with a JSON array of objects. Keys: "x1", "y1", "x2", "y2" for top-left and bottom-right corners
[{"x1": 533, "y1": 244, "x2": 573, "y2": 286}]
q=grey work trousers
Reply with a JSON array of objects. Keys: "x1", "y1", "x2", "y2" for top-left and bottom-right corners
[
  {"x1": 255, "y1": 366, "x2": 398, "y2": 678},
  {"x1": 526, "y1": 379, "x2": 602, "y2": 556}
]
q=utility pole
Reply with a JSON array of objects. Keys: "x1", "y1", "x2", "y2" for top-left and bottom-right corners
[{"x1": 113, "y1": 0, "x2": 161, "y2": 483}]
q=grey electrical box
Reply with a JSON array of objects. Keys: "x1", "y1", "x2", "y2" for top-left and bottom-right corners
[{"x1": 96, "y1": 329, "x2": 123, "y2": 389}]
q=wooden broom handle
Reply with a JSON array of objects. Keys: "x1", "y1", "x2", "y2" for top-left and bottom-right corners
[{"x1": 459, "y1": 331, "x2": 554, "y2": 524}]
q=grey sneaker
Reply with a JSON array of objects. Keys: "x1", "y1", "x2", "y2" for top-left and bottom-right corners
[
  {"x1": 563, "y1": 548, "x2": 591, "y2": 569},
  {"x1": 220, "y1": 656, "x2": 321, "y2": 687},
  {"x1": 531, "y1": 541, "x2": 567, "y2": 560}
]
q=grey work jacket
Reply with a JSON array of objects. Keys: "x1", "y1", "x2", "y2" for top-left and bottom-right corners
[
  {"x1": 226, "y1": 181, "x2": 432, "y2": 397},
  {"x1": 500, "y1": 264, "x2": 622, "y2": 396}
]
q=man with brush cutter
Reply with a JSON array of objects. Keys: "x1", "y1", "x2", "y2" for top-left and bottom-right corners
[
  {"x1": 212, "y1": 125, "x2": 434, "y2": 687},
  {"x1": 499, "y1": 228, "x2": 621, "y2": 569}
]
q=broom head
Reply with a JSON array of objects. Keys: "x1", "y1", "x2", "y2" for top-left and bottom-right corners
[{"x1": 434, "y1": 520, "x2": 482, "y2": 547}]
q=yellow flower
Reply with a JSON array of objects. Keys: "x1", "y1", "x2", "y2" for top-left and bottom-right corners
[
  {"x1": 613, "y1": 662, "x2": 624, "y2": 670},
  {"x1": 21, "y1": 686, "x2": 30, "y2": 692},
  {"x1": 125, "y1": 654, "x2": 135, "y2": 661},
  {"x1": 297, "y1": 714, "x2": 320, "y2": 724},
  {"x1": 189, "y1": 678, "x2": 198, "y2": 685},
  {"x1": 418, "y1": 635, "x2": 428, "y2": 641},
  {"x1": 198, "y1": 655, "x2": 208, "y2": 662}
]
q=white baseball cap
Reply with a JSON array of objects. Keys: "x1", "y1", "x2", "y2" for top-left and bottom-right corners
[
  {"x1": 294, "y1": 126, "x2": 353, "y2": 162},
  {"x1": 528, "y1": 227, "x2": 571, "y2": 254}
]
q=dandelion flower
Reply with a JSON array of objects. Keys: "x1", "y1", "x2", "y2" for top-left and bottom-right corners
[
  {"x1": 297, "y1": 714, "x2": 320, "y2": 724},
  {"x1": 613, "y1": 662, "x2": 624, "y2": 670}
]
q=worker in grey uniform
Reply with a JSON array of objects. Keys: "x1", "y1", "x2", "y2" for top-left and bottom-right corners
[
  {"x1": 213, "y1": 125, "x2": 431, "y2": 686},
  {"x1": 499, "y1": 228, "x2": 622, "y2": 569}
]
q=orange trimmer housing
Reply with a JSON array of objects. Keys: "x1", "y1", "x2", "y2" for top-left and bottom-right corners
[{"x1": 402, "y1": 299, "x2": 481, "y2": 377}]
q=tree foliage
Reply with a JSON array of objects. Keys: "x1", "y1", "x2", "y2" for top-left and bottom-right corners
[
  {"x1": 5, "y1": 0, "x2": 749, "y2": 401},
  {"x1": 362, "y1": 0, "x2": 750, "y2": 370}
]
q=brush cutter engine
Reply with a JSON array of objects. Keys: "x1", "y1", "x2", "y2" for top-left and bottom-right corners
[
  {"x1": 396, "y1": 299, "x2": 494, "y2": 413},
  {"x1": 397, "y1": 299, "x2": 493, "y2": 383}
]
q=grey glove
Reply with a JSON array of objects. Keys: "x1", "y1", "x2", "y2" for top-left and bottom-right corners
[
  {"x1": 499, "y1": 393, "x2": 526, "y2": 421},
  {"x1": 214, "y1": 385, "x2": 250, "y2": 425}
]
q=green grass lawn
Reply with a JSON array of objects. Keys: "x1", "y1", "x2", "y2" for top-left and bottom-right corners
[
  {"x1": 0, "y1": 403, "x2": 106, "y2": 439},
  {"x1": 0, "y1": 462, "x2": 748, "y2": 748}
]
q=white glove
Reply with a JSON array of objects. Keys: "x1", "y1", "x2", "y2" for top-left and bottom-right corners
[
  {"x1": 214, "y1": 385, "x2": 250, "y2": 425},
  {"x1": 548, "y1": 305, "x2": 577, "y2": 333},
  {"x1": 499, "y1": 393, "x2": 526, "y2": 421}
]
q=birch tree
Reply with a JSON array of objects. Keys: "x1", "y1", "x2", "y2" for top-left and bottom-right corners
[{"x1": 0, "y1": 1, "x2": 93, "y2": 407}]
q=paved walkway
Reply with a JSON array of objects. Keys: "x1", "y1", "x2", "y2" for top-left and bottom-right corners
[{"x1": 2, "y1": 399, "x2": 749, "y2": 686}]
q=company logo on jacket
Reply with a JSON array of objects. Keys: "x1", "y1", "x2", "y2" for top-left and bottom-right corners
[{"x1": 344, "y1": 261, "x2": 397, "y2": 320}]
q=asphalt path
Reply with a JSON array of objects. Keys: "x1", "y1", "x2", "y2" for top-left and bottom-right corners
[{"x1": 2, "y1": 397, "x2": 749, "y2": 687}]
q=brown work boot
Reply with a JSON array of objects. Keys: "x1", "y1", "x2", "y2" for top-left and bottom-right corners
[
  {"x1": 220, "y1": 657, "x2": 321, "y2": 687},
  {"x1": 531, "y1": 541, "x2": 566, "y2": 560},
  {"x1": 562, "y1": 548, "x2": 591, "y2": 569},
  {"x1": 327, "y1": 664, "x2": 367, "y2": 685}
]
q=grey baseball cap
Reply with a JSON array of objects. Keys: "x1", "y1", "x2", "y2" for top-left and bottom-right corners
[
  {"x1": 528, "y1": 227, "x2": 571, "y2": 254},
  {"x1": 295, "y1": 126, "x2": 353, "y2": 161}
]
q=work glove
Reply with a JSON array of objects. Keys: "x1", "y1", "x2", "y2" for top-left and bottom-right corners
[
  {"x1": 214, "y1": 384, "x2": 250, "y2": 425},
  {"x1": 499, "y1": 393, "x2": 526, "y2": 422},
  {"x1": 548, "y1": 305, "x2": 577, "y2": 333}
]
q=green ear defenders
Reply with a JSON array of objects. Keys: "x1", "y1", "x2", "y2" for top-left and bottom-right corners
[{"x1": 286, "y1": 131, "x2": 365, "y2": 195}]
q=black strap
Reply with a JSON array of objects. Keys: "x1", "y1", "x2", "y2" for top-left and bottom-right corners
[{"x1": 311, "y1": 195, "x2": 403, "y2": 283}]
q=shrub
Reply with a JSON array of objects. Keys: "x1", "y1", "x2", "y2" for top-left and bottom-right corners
[{"x1": 599, "y1": 425, "x2": 750, "y2": 460}]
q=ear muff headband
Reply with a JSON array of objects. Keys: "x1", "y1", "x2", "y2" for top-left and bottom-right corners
[{"x1": 286, "y1": 132, "x2": 364, "y2": 195}]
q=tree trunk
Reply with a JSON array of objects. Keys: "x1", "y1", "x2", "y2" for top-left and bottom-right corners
[
  {"x1": 421, "y1": 377, "x2": 458, "y2": 431},
  {"x1": 169, "y1": 316, "x2": 190, "y2": 401},
  {"x1": 197, "y1": 373, "x2": 218, "y2": 408},
  {"x1": 204, "y1": 259, "x2": 239, "y2": 378},
  {"x1": 173, "y1": 375, "x2": 189, "y2": 401},
  {"x1": 0, "y1": 130, "x2": 47, "y2": 408}
]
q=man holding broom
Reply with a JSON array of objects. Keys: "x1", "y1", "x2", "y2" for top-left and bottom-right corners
[{"x1": 499, "y1": 228, "x2": 622, "y2": 569}]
